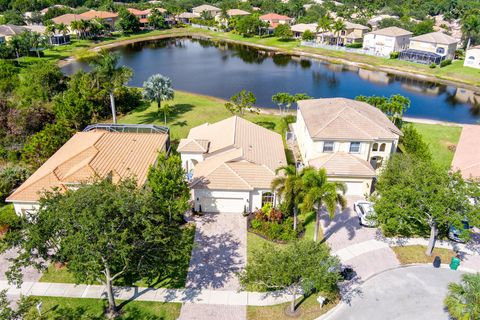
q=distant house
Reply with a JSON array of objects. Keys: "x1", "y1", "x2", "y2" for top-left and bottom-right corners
[
  {"x1": 215, "y1": 9, "x2": 250, "y2": 27},
  {"x1": 178, "y1": 12, "x2": 200, "y2": 24},
  {"x1": 293, "y1": 98, "x2": 402, "y2": 196},
  {"x1": 317, "y1": 21, "x2": 369, "y2": 45},
  {"x1": 291, "y1": 23, "x2": 317, "y2": 38},
  {"x1": 399, "y1": 32, "x2": 458, "y2": 64},
  {"x1": 126, "y1": 8, "x2": 167, "y2": 27},
  {"x1": 367, "y1": 14, "x2": 399, "y2": 30},
  {"x1": 0, "y1": 24, "x2": 27, "y2": 42},
  {"x1": 52, "y1": 10, "x2": 118, "y2": 29},
  {"x1": 178, "y1": 116, "x2": 286, "y2": 213},
  {"x1": 6, "y1": 124, "x2": 170, "y2": 215},
  {"x1": 452, "y1": 125, "x2": 480, "y2": 181},
  {"x1": 40, "y1": 5, "x2": 73, "y2": 15},
  {"x1": 259, "y1": 13, "x2": 293, "y2": 30},
  {"x1": 363, "y1": 26, "x2": 412, "y2": 56},
  {"x1": 464, "y1": 45, "x2": 480, "y2": 69},
  {"x1": 192, "y1": 4, "x2": 221, "y2": 18}
]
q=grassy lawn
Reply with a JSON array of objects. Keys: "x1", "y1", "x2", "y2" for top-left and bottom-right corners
[
  {"x1": 392, "y1": 245, "x2": 456, "y2": 265},
  {"x1": 30, "y1": 296, "x2": 181, "y2": 320},
  {"x1": 247, "y1": 293, "x2": 339, "y2": 320},
  {"x1": 409, "y1": 122, "x2": 462, "y2": 168},
  {"x1": 39, "y1": 224, "x2": 195, "y2": 289},
  {"x1": 119, "y1": 90, "x2": 286, "y2": 141}
]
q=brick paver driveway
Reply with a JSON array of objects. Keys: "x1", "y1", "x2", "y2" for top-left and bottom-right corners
[{"x1": 180, "y1": 212, "x2": 247, "y2": 320}]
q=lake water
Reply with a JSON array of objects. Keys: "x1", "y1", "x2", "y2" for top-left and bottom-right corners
[{"x1": 62, "y1": 37, "x2": 480, "y2": 124}]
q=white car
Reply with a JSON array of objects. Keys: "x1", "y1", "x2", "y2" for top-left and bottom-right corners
[{"x1": 353, "y1": 201, "x2": 377, "y2": 227}]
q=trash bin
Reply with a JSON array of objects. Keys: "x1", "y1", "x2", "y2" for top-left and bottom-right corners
[
  {"x1": 449, "y1": 257, "x2": 460, "y2": 270},
  {"x1": 433, "y1": 256, "x2": 441, "y2": 268}
]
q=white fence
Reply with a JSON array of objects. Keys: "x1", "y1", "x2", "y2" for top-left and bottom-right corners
[
  {"x1": 300, "y1": 41, "x2": 387, "y2": 57},
  {"x1": 191, "y1": 24, "x2": 225, "y2": 32}
]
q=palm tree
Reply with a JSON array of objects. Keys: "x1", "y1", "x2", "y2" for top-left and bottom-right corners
[
  {"x1": 300, "y1": 167, "x2": 347, "y2": 242},
  {"x1": 317, "y1": 16, "x2": 333, "y2": 44},
  {"x1": 44, "y1": 24, "x2": 56, "y2": 45},
  {"x1": 57, "y1": 23, "x2": 68, "y2": 44},
  {"x1": 158, "y1": 103, "x2": 174, "y2": 125},
  {"x1": 70, "y1": 20, "x2": 81, "y2": 38},
  {"x1": 445, "y1": 273, "x2": 480, "y2": 320},
  {"x1": 271, "y1": 165, "x2": 303, "y2": 230},
  {"x1": 143, "y1": 74, "x2": 175, "y2": 120},
  {"x1": 332, "y1": 20, "x2": 346, "y2": 46},
  {"x1": 90, "y1": 50, "x2": 133, "y2": 123}
]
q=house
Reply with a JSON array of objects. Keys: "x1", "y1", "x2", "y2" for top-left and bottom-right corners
[
  {"x1": 367, "y1": 15, "x2": 399, "y2": 30},
  {"x1": 399, "y1": 32, "x2": 458, "y2": 64},
  {"x1": 259, "y1": 13, "x2": 293, "y2": 29},
  {"x1": 177, "y1": 116, "x2": 287, "y2": 213},
  {"x1": 215, "y1": 9, "x2": 250, "y2": 27},
  {"x1": 25, "y1": 25, "x2": 71, "y2": 45},
  {"x1": 452, "y1": 125, "x2": 480, "y2": 181},
  {"x1": 177, "y1": 12, "x2": 200, "y2": 24},
  {"x1": 6, "y1": 124, "x2": 170, "y2": 215},
  {"x1": 293, "y1": 98, "x2": 402, "y2": 196},
  {"x1": 52, "y1": 10, "x2": 118, "y2": 29},
  {"x1": 40, "y1": 5, "x2": 73, "y2": 15},
  {"x1": 0, "y1": 24, "x2": 27, "y2": 42},
  {"x1": 317, "y1": 21, "x2": 369, "y2": 45},
  {"x1": 291, "y1": 23, "x2": 317, "y2": 38},
  {"x1": 464, "y1": 45, "x2": 480, "y2": 69},
  {"x1": 126, "y1": 8, "x2": 167, "y2": 27},
  {"x1": 363, "y1": 26, "x2": 412, "y2": 56},
  {"x1": 192, "y1": 4, "x2": 221, "y2": 18}
]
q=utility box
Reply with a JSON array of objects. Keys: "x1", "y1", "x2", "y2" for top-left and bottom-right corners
[{"x1": 449, "y1": 257, "x2": 460, "y2": 270}]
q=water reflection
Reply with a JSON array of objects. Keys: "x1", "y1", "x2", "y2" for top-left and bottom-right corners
[{"x1": 63, "y1": 37, "x2": 480, "y2": 123}]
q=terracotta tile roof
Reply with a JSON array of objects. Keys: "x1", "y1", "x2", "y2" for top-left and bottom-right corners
[
  {"x1": 411, "y1": 32, "x2": 458, "y2": 45},
  {"x1": 227, "y1": 9, "x2": 250, "y2": 16},
  {"x1": 308, "y1": 152, "x2": 376, "y2": 177},
  {"x1": 7, "y1": 130, "x2": 168, "y2": 203},
  {"x1": 52, "y1": 13, "x2": 83, "y2": 25},
  {"x1": 79, "y1": 10, "x2": 118, "y2": 20},
  {"x1": 366, "y1": 26, "x2": 413, "y2": 37},
  {"x1": 298, "y1": 98, "x2": 402, "y2": 141},
  {"x1": 181, "y1": 116, "x2": 286, "y2": 190},
  {"x1": 452, "y1": 125, "x2": 480, "y2": 180},
  {"x1": 127, "y1": 8, "x2": 150, "y2": 15},
  {"x1": 177, "y1": 139, "x2": 210, "y2": 153},
  {"x1": 259, "y1": 13, "x2": 292, "y2": 21}
]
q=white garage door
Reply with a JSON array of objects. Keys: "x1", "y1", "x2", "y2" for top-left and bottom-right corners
[
  {"x1": 344, "y1": 182, "x2": 364, "y2": 196},
  {"x1": 201, "y1": 197, "x2": 245, "y2": 213}
]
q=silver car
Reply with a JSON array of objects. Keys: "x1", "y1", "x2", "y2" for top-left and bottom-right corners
[{"x1": 353, "y1": 201, "x2": 377, "y2": 227}]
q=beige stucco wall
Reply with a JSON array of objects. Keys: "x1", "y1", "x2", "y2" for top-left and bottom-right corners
[
  {"x1": 363, "y1": 34, "x2": 411, "y2": 56},
  {"x1": 409, "y1": 40, "x2": 457, "y2": 59},
  {"x1": 464, "y1": 48, "x2": 480, "y2": 69}
]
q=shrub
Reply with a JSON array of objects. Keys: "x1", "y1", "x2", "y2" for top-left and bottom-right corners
[
  {"x1": 346, "y1": 42, "x2": 363, "y2": 48},
  {"x1": 401, "y1": 125, "x2": 432, "y2": 160},
  {"x1": 429, "y1": 63, "x2": 437, "y2": 68},
  {"x1": 390, "y1": 51, "x2": 399, "y2": 59},
  {"x1": 0, "y1": 204, "x2": 19, "y2": 229},
  {"x1": 440, "y1": 59, "x2": 452, "y2": 68},
  {"x1": 115, "y1": 86, "x2": 143, "y2": 114},
  {"x1": 0, "y1": 165, "x2": 31, "y2": 202},
  {"x1": 302, "y1": 30, "x2": 315, "y2": 41}
]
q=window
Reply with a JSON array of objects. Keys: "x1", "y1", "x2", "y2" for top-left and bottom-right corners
[
  {"x1": 468, "y1": 56, "x2": 475, "y2": 60},
  {"x1": 436, "y1": 47, "x2": 445, "y2": 54},
  {"x1": 323, "y1": 141, "x2": 334, "y2": 152},
  {"x1": 262, "y1": 192, "x2": 274, "y2": 207},
  {"x1": 372, "y1": 143, "x2": 379, "y2": 151},
  {"x1": 349, "y1": 142, "x2": 361, "y2": 153},
  {"x1": 379, "y1": 143, "x2": 386, "y2": 151}
]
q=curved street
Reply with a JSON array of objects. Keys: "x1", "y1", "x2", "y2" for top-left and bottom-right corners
[{"x1": 326, "y1": 266, "x2": 464, "y2": 320}]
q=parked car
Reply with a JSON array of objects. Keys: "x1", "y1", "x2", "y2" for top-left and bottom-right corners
[
  {"x1": 353, "y1": 201, "x2": 377, "y2": 227},
  {"x1": 448, "y1": 220, "x2": 471, "y2": 243}
]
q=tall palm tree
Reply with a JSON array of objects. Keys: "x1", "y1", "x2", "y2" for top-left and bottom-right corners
[
  {"x1": 57, "y1": 23, "x2": 68, "y2": 44},
  {"x1": 271, "y1": 164, "x2": 303, "y2": 230},
  {"x1": 317, "y1": 16, "x2": 333, "y2": 44},
  {"x1": 332, "y1": 20, "x2": 346, "y2": 46},
  {"x1": 44, "y1": 24, "x2": 56, "y2": 45},
  {"x1": 300, "y1": 167, "x2": 347, "y2": 242},
  {"x1": 445, "y1": 273, "x2": 480, "y2": 320},
  {"x1": 142, "y1": 73, "x2": 175, "y2": 120},
  {"x1": 90, "y1": 50, "x2": 133, "y2": 123},
  {"x1": 70, "y1": 20, "x2": 81, "y2": 38}
]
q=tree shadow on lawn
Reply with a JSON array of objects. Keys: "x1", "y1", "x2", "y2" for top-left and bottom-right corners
[
  {"x1": 132, "y1": 103, "x2": 194, "y2": 125},
  {"x1": 255, "y1": 121, "x2": 276, "y2": 131}
]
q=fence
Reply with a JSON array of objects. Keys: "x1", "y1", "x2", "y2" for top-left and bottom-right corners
[
  {"x1": 191, "y1": 24, "x2": 225, "y2": 33},
  {"x1": 300, "y1": 41, "x2": 388, "y2": 57}
]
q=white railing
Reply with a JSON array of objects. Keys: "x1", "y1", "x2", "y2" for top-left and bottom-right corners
[
  {"x1": 191, "y1": 24, "x2": 225, "y2": 32},
  {"x1": 300, "y1": 41, "x2": 388, "y2": 57}
]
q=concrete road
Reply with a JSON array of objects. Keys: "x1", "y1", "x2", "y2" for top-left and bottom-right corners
[{"x1": 327, "y1": 266, "x2": 464, "y2": 320}]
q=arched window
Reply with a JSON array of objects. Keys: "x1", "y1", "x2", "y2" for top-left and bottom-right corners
[
  {"x1": 468, "y1": 56, "x2": 475, "y2": 60},
  {"x1": 372, "y1": 143, "x2": 379, "y2": 151},
  {"x1": 436, "y1": 47, "x2": 445, "y2": 54},
  {"x1": 262, "y1": 192, "x2": 274, "y2": 207},
  {"x1": 379, "y1": 143, "x2": 386, "y2": 151}
]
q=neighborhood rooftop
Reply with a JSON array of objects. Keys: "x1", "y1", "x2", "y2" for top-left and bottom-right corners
[
  {"x1": 451, "y1": 125, "x2": 480, "y2": 180},
  {"x1": 308, "y1": 152, "x2": 376, "y2": 177},
  {"x1": 410, "y1": 31, "x2": 458, "y2": 45},
  {"x1": 0, "y1": 24, "x2": 26, "y2": 36},
  {"x1": 297, "y1": 98, "x2": 403, "y2": 140},
  {"x1": 366, "y1": 26, "x2": 413, "y2": 37},
  {"x1": 7, "y1": 126, "x2": 169, "y2": 203}
]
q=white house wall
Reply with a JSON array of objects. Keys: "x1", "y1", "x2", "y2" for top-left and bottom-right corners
[
  {"x1": 12, "y1": 202, "x2": 39, "y2": 216},
  {"x1": 180, "y1": 153, "x2": 204, "y2": 173},
  {"x1": 193, "y1": 188, "x2": 271, "y2": 213}
]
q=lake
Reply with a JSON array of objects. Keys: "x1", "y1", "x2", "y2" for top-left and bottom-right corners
[{"x1": 62, "y1": 37, "x2": 480, "y2": 124}]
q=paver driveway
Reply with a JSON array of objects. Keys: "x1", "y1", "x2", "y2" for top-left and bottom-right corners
[
  {"x1": 327, "y1": 266, "x2": 464, "y2": 320},
  {"x1": 180, "y1": 212, "x2": 247, "y2": 320}
]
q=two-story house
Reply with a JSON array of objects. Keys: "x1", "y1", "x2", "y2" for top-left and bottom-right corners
[
  {"x1": 192, "y1": 4, "x2": 221, "y2": 18},
  {"x1": 259, "y1": 13, "x2": 293, "y2": 30},
  {"x1": 363, "y1": 26, "x2": 412, "y2": 56},
  {"x1": 464, "y1": 45, "x2": 480, "y2": 70},
  {"x1": 294, "y1": 98, "x2": 402, "y2": 196},
  {"x1": 399, "y1": 31, "x2": 458, "y2": 64}
]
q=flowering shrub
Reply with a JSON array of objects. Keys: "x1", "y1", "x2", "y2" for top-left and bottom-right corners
[{"x1": 249, "y1": 205, "x2": 303, "y2": 241}]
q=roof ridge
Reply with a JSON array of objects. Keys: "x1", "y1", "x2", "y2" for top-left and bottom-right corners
[
  {"x1": 225, "y1": 162, "x2": 253, "y2": 189},
  {"x1": 348, "y1": 153, "x2": 375, "y2": 171},
  {"x1": 347, "y1": 103, "x2": 393, "y2": 137},
  {"x1": 313, "y1": 104, "x2": 347, "y2": 136}
]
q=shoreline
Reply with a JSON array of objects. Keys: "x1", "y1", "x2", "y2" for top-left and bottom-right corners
[{"x1": 58, "y1": 29, "x2": 480, "y2": 93}]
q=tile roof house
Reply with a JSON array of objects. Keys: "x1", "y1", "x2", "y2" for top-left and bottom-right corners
[
  {"x1": 0, "y1": 24, "x2": 27, "y2": 42},
  {"x1": 464, "y1": 45, "x2": 480, "y2": 70},
  {"x1": 399, "y1": 31, "x2": 458, "y2": 64},
  {"x1": 294, "y1": 98, "x2": 401, "y2": 196},
  {"x1": 363, "y1": 27, "x2": 413, "y2": 57},
  {"x1": 452, "y1": 125, "x2": 480, "y2": 180},
  {"x1": 7, "y1": 124, "x2": 170, "y2": 215},
  {"x1": 192, "y1": 4, "x2": 221, "y2": 18},
  {"x1": 52, "y1": 10, "x2": 118, "y2": 28},
  {"x1": 178, "y1": 116, "x2": 286, "y2": 213},
  {"x1": 259, "y1": 13, "x2": 293, "y2": 29}
]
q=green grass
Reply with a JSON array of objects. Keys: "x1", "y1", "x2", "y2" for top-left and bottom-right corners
[
  {"x1": 409, "y1": 122, "x2": 462, "y2": 168},
  {"x1": 119, "y1": 90, "x2": 285, "y2": 140},
  {"x1": 392, "y1": 245, "x2": 456, "y2": 265},
  {"x1": 247, "y1": 292, "x2": 340, "y2": 320},
  {"x1": 29, "y1": 296, "x2": 181, "y2": 320},
  {"x1": 39, "y1": 224, "x2": 196, "y2": 289}
]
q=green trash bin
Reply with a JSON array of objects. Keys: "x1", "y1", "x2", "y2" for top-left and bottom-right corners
[{"x1": 450, "y1": 257, "x2": 460, "y2": 270}]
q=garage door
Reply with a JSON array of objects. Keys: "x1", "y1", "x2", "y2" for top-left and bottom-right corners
[
  {"x1": 344, "y1": 182, "x2": 364, "y2": 196},
  {"x1": 201, "y1": 197, "x2": 245, "y2": 213}
]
